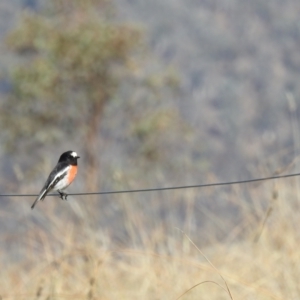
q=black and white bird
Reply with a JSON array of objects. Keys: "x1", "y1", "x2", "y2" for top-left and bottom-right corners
[{"x1": 31, "y1": 151, "x2": 80, "y2": 209}]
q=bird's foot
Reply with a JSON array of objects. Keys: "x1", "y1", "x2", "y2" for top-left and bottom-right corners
[{"x1": 58, "y1": 191, "x2": 68, "y2": 201}]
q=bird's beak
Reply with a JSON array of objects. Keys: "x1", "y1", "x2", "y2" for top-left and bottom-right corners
[{"x1": 77, "y1": 156, "x2": 80, "y2": 159}]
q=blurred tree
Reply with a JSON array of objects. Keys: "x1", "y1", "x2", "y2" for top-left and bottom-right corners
[{"x1": 1, "y1": 0, "x2": 140, "y2": 190}]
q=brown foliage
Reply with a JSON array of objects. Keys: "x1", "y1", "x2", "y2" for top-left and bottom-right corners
[{"x1": 3, "y1": 0, "x2": 141, "y2": 189}]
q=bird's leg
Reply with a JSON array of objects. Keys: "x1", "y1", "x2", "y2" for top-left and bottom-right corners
[{"x1": 58, "y1": 190, "x2": 68, "y2": 200}]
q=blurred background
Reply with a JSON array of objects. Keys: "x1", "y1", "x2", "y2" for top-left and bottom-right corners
[{"x1": 1, "y1": 0, "x2": 300, "y2": 299}]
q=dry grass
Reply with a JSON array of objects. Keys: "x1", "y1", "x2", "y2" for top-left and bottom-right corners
[{"x1": 1, "y1": 177, "x2": 300, "y2": 300}]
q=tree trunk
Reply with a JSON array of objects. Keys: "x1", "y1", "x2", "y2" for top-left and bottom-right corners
[{"x1": 85, "y1": 99, "x2": 105, "y2": 192}]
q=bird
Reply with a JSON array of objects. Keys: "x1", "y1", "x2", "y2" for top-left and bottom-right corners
[{"x1": 31, "y1": 150, "x2": 80, "y2": 209}]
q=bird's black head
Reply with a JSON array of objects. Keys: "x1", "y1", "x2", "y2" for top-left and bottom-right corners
[{"x1": 58, "y1": 151, "x2": 80, "y2": 165}]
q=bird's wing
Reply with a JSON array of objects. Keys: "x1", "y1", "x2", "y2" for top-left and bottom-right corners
[
  {"x1": 31, "y1": 162, "x2": 70, "y2": 209},
  {"x1": 42, "y1": 162, "x2": 70, "y2": 194}
]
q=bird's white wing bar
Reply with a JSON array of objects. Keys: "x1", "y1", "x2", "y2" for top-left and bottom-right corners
[
  {"x1": 46, "y1": 165, "x2": 70, "y2": 191},
  {"x1": 31, "y1": 166, "x2": 70, "y2": 209}
]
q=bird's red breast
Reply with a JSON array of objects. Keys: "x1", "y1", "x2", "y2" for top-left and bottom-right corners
[{"x1": 68, "y1": 165, "x2": 78, "y2": 184}]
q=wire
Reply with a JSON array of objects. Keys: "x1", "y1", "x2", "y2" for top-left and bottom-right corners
[{"x1": 0, "y1": 172, "x2": 299, "y2": 198}]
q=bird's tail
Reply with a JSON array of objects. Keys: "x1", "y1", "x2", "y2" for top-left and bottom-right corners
[{"x1": 31, "y1": 190, "x2": 47, "y2": 210}]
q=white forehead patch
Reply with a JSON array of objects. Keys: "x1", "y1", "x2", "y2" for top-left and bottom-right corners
[{"x1": 71, "y1": 151, "x2": 78, "y2": 158}]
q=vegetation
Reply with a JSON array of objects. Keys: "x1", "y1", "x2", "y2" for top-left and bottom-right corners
[
  {"x1": 0, "y1": 179, "x2": 299, "y2": 299},
  {"x1": 2, "y1": 0, "x2": 141, "y2": 189},
  {"x1": 1, "y1": 0, "x2": 300, "y2": 299}
]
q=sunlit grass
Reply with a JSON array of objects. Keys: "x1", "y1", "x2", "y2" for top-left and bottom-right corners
[{"x1": 1, "y1": 177, "x2": 300, "y2": 300}]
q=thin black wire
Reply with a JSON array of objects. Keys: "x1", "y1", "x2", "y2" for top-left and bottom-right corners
[{"x1": 0, "y1": 172, "x2": 299, "y2": 198}]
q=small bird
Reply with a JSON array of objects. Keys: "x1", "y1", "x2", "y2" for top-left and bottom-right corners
[{"x1": 31, "y1": 151, "x2": 80, "y2": 209}]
